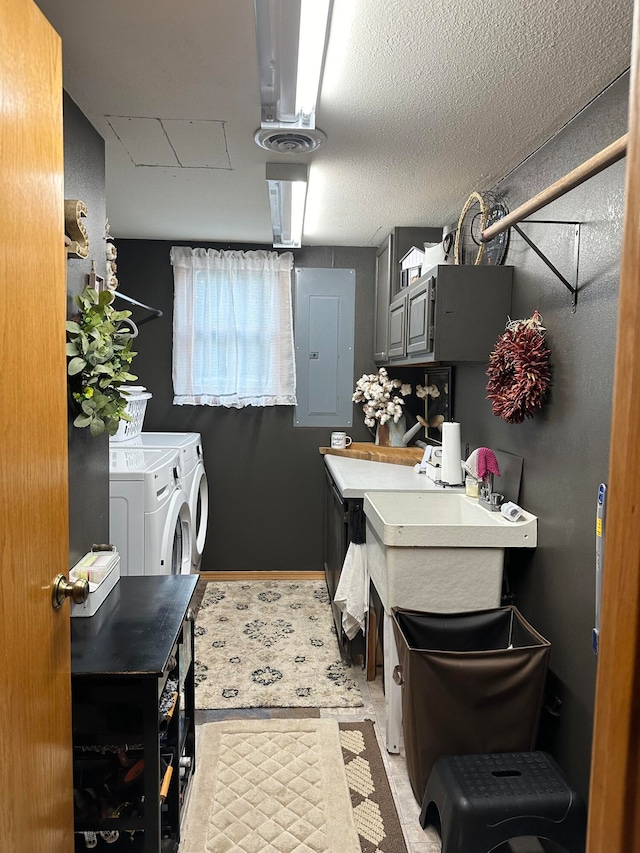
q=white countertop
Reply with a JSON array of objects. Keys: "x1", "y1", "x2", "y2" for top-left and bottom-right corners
[{"x1": 325, "y1": 454, "x2": 464, "y2": 499}]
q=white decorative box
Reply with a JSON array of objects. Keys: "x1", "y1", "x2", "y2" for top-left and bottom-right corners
[
  {"x1": 70, "y1": 547, "x2": 120, "y2": 617},
  {"x1": 399, "y1": 246, "x2": 426, "y2": 289}
]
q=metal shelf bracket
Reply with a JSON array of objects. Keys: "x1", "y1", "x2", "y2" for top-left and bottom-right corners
[{"x1": 512, "y1": 220, "x2": 581, "y2": 313}]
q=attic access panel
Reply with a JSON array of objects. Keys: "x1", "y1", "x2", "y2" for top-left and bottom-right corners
[
  {"x1": 294, "y1": 268, "x2": 355, "y2": 428},
  {"x1": 106, "y1": 116, "x2": 230, "y2": 169}
]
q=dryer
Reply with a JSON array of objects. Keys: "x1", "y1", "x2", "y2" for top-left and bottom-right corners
[
  {"x1": 109, "y1": 447, "x2": 192, "y2": 576},
  {"x1": 113, "y1": 432, "x2": 208, "y2": 571}
]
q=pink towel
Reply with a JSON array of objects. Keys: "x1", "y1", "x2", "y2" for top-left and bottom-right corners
[{"x1": 463, "y1": 447, "x2": 500, "y2": 480}]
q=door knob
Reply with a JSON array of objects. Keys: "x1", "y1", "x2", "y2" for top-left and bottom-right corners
[{"x1": 51, "y1": 573, "x2": 89, "y2": 609}]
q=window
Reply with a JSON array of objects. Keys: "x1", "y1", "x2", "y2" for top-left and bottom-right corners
[{"x1": 171, "y1": 247, "x2": 297, "y2": 407}]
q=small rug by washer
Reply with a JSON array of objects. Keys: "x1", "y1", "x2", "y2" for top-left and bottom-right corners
[
  {"x1": 180, "y1": 718, "x2": 362, "y2": 853},
  {"x1": 194, "y1": 580, "x2": 363, "y2": 709},
  {"x1": 340, "y1": 721, "x2": 409, "y2": 853}
]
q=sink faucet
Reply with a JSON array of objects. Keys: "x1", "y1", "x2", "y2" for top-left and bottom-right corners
[{"x1": 478, "y1": 473, "x2": 504, "y2": 512}]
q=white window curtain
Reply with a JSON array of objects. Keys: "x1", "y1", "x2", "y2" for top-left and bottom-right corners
[{"x1": 171, "y1": 247, "x2": 297, "y2": 407}]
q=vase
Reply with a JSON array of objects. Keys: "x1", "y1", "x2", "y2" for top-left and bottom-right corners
[
  {"x1": 375, "y1": 416, "x2": 406, "y2": 447},
  {"x1": 375, "y1": 422, "x2": 390, "y2": 446}
]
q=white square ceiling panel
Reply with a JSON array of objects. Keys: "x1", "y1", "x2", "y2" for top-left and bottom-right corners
[
  {"x1": 106, "y1": 116, "x2": 230, "y2": 169},
  {"x1": 163, "y1": 119, "x2": 230, "y2": 169},
  {"x1": 107, "y1": 116, "x2": 178, "y2": 167}
]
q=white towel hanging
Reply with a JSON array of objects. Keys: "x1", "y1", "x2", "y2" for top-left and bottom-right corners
[{"x1": 333, "y1": 543, "x2": 369, "y2": 640}]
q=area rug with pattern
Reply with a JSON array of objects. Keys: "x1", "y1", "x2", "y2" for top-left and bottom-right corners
[
  {"x1": 194, "y1": 580, "x2": 363, "y2": 709},
  {"x1": 340, "y1": 721, "x2": 409, "y2": 853},
  {"x1": 181, "y1": 718, "x2": 408, "y2": 853},
  {"x1": 180, "y1": 719, "x2": 361, "y2": 853}
]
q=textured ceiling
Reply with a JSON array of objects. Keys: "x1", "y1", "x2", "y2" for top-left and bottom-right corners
[{"x1": 36, "y1": 0, "x2": 633, "y2": 247}]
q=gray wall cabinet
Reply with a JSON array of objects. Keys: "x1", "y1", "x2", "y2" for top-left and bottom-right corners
[
  {"x1": 374, "y1": 226, "x2": 441, "y2": 361},
  {"x1": 386, "y1": 264, "x2": 513, "y2": 364}
]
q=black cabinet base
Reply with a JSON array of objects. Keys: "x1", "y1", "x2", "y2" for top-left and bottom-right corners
[{"x1": 71, "y1": 576, "x2": 198, "y2": 853}]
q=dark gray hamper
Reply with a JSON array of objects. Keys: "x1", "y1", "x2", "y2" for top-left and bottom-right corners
[{"x1": 391, "y1": 605, "x2": 551, "y2": 804}]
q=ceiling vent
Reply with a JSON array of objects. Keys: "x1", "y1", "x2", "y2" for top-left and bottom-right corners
[{"x1": 254, "y1": 128, "x2": 326, "y2": 154}]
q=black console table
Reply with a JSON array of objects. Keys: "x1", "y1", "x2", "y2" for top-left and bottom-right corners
[{"x1": 71, "y1": 575, "x2": 198, "y2": 852}]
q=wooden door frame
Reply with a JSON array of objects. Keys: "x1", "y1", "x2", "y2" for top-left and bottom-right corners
[{"x1": 587, "y1": 3, "x2": 640, "y2": 849}]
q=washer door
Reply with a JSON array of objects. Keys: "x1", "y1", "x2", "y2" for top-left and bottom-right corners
[
  {"x1": 189, "y1": 462, "x2": 209, "y2": 568},
  {"x1": 160, "y1": 488, "x2": 192, "y2": 575}
]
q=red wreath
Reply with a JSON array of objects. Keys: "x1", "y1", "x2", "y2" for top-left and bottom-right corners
[{"x1": 486, "y1": 311, "x2": 551, "y2": 424}]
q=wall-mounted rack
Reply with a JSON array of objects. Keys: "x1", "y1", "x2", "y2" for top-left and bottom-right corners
[
  {"x1": 481, "y1": 134, "x2": 628, "y2": 312},
  {"x1": 113, "y1": 291, "x2": 163, "y2": 326}
]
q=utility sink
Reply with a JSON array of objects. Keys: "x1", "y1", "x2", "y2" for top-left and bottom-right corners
[
  {"x1": 363, "y1": 491, "x2": 537, "y2": 549},
  {"x1": 363, "y1": 490, "x2": 538, "y2": 756}
]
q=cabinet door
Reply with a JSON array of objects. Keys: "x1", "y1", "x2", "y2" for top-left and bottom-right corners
[
  {"x1": 407, "y1": 275, "x2": 435, "y2": 356},
  {"x1": 388, "y1": 294, "x2": 407, "y2": 359},
  {"x1": 433, "y1": 265, "x2": 513, "y2": 361},
  {"x1": 374, "y1": 234, "x2": 392, "y2": 361}
]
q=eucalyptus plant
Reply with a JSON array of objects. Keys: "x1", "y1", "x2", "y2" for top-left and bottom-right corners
[{"x1": 66, "y1": 286, "x2": 138, "y2": 436}]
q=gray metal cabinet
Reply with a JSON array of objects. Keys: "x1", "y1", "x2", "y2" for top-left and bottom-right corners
[
  {"x1": 386, "y1": 264, "x2": 513, "y2": 364},
  {"x1": 374, "y1": 226, "x2": 442, "y2": 362}
]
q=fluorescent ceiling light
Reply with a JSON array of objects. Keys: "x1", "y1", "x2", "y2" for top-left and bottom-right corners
[
  {"x1": 255, "y1": 0, "x2": 331, "y2": 129},
  {"x1": 266, "y1": 163, "x2": 308, "y2": 248}
]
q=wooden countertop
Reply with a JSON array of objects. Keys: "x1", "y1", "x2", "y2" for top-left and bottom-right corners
[{"x1": 319, "y1": 442, "x2": 424, "y2": 467}]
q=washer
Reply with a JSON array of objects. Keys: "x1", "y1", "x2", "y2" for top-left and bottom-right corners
[
  {"x1": 112, "y1": 433, "x2": 208, "y2": 571},
  {"x1": 109, "y1": 447, "x2": 192, "y2": 576}
]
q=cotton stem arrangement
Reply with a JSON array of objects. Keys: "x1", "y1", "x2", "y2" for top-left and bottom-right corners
[{"x1": 352, "y1": 367, "x2": 414, "y2": 428}]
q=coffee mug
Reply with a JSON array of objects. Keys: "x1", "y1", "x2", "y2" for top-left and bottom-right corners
[{"x1": 331, "y1": 432, "x2": 352, "y2": 449}]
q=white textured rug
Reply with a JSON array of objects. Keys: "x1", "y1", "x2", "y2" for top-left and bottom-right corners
[
  {"x1": 194, "y1": 581, "x2": 363, "y2": 709},
  {"x1": 180, "y1": 719, "x2": 362, "y2": 853}
]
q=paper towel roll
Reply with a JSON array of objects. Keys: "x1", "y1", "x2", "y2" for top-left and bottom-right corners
[{"x1": 441, "y1": 422, "x2": 463, "y2": 484}]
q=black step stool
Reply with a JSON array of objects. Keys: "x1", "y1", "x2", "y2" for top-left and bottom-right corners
[{"x1": 419, "y1": 752, "x2": 586, "y2": 853}]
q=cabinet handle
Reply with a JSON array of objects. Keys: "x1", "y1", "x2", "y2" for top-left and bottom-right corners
[{"x1": 186, "y1": 607, "x2": 196, "y2": 622}]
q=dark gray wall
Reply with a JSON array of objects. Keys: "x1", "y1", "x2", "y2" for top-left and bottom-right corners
[
  {"x1": 113, "y1": 241, "x2": 376, "y2": 572},
  {"x1": 453, "y1": 73, "x2": 628, "y2": 800},
  {"x1": 63, "y1": 92, "x2": 110, "y2": 566}
]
